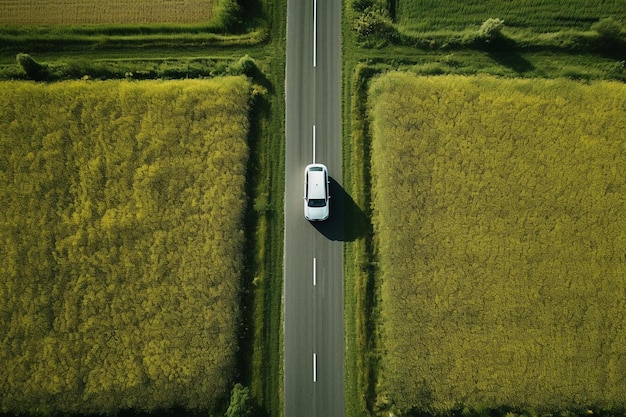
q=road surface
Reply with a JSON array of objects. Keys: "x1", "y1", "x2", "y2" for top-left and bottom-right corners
[{"x1": 284, "y1": 0, "x2": 344, "y2": 416}]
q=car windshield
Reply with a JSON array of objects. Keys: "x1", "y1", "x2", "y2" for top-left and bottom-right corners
[{"x1": 308, "y1": 199, "x2": 327, "y2": 207}]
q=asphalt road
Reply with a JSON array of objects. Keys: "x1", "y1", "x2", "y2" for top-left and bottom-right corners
[{"x1": 284, "y1": 0, "x2": 344, "y2": 416}]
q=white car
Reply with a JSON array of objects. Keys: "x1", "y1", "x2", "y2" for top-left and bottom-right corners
[{"x1": 304, "y1": 163, "x2": 330, "y2": 221}]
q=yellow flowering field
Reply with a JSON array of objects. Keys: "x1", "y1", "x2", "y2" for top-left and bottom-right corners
[
  {"x1": 0, "y1": 77, "x2": 250, "y2": 413},
  {"x1": 369, "y1": 73, "x2": 626, "y2": 413}
]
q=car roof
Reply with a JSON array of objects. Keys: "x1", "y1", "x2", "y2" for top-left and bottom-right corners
[{"x1": 306, "y1": 164, "x2": 327, "y2": 199}]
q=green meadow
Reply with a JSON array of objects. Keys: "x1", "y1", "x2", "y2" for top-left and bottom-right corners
[{"x1": 396, "y1": 0, "x2": 626, "y2": 32}]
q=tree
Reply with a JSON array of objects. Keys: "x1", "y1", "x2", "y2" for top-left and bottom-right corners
[
  {"x1": 229, "y1": 55, "x2": 260, "y2": 80},
  {"x1": 216, "y1": 0, "x2": 243, "y2": 33},
  {"x1": 16, "y1": 53, "x2": 49, "y2": 81},
  {"x1": 353, "y1": 7, "x2": 397, "y2": 43},
  {"x1": 591, "y1": 17, "x2": 624, "y2": 51},
  {"x1": 225, "y1": 384, "x2": 254, "y2": 417},
  {"x1": 475, "y1": 18, "x2": 508, "y2": 48},
  {"x1": 592, "y1": 17, "x2": 622, "y2": 41},
  {"x1": 352, "y1": 0, "x2": 374, "y2": 12}
]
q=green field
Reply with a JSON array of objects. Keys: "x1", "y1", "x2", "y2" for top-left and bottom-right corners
[
  {"x1": 353, "y1": 0, "x2": 626, "y2": 65},
  {"x1": 0, "y1": 78, "x2": 251, "y2": 414},
  {"x1": 396, "y1": 0, "x2": 626, "y2": 32},
  {"x1": 367, "y1": 72, "x2": 626, "y2": 414}
]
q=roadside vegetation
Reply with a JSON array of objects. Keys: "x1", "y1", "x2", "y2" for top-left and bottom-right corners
[
  {"x1": 0, "y1": 78, "x2": 251, "y2": 413},
  {"x1": 0, "y1": 0, "x2": 285, "y2": 416},
  {"x1": 343, "y1": 1, "x2": 626, "y2": 417}
]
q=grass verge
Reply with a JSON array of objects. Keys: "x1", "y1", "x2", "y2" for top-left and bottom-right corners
[
  {"x1": 343, "y1": 3, "x2": 383, "y2": 416},
  {"x1": 242, "y1": 0, "x2": 286, "y2": 416},
  {"x1": 0, "y1": 29, "x2": 268, "y2": 57}
]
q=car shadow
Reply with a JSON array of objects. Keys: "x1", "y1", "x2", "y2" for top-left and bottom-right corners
[{"x1": 310, "y1": 177, "x2": 368, "y2": 242}]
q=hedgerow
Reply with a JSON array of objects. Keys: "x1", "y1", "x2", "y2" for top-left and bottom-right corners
[
  {"x1": 5, "y1": 53, "x2": 258, "y2": 82},
  {"x1": 368, "y1": 72, "x2": 626, "y2": 415},
  {"x1": 0, "y1": 77, "x2": 251, "y2": 414}
]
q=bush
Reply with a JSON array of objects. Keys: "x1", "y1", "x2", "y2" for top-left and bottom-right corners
[
  {"x1": 477, "y1": 18, "x2": 505, "y2": 41},
  {"x1": 473, "y1": 18, "x2": 514, "y2": 50},
  {"x1": 16, "y1": 53, "x2": 49, "y2": 80},
  {"x1": 225, "y1": 384, "x2": 254, "y2": 417},
  {"x1": 216, "y1": 0, "x2": 243, "y2": 33},
  {"x1": 354, "y1": 8, "x2": 397, "y2": 43},
  {"x1": 592, "y1": 17, "x2": 622, "y2": 40},
  {"x1": 229, "y1": 54, "x2": 258, "y2": 77},
  {"x1": 353, "y1": 0, "x2": 374, "y2": 12},
  {"x1": 591, "y1": 17, "x2": 625, "y2": 52}
]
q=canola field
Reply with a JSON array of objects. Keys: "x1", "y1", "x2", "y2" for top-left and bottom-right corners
[
  {"x1": 0, "y1": 0, "x2": 215, "y2": 25},
  {"x1": 0, "y1": 77, "x2": 250, "y2": 413},
  {"x1": 368, "y1": 72, "x2": 626, "y2": 413}
]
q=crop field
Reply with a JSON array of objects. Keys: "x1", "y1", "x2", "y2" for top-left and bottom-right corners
[
  {"x1": 368, "y1": 72, "x2": 626, "y2": 413},
  {"x1": 0, "y1": 77, "x2": 251, "y2": 413},
  {"x1": 0, "y1": 0, "x2": 215, "y2": 25},
  {"x1": 396, "y1": 0, "x2": 626, "y2": 32}
]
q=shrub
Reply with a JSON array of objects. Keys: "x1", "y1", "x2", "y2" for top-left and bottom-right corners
[
  {"x1": 353, "y1": 0, "x2": 374, "y2": 12},
  {"x1": 354, "y1": 7, "x2": 397, "y2": 43},
  {"x1": 477, "y1": 18, "x2": 505, "y2": 41},
  {"x1": 592, "y1": 17, "x2": 622, "y2": 40},
  {"x1": 16, "y1": 53, "x2": 49, "y2": 80},
  {"x1": 216, "y1": 0, "x2": 243, "y2": 33},
  {"x1": 229, "y1": 54, "x2": 258, "y2": 77},
  {"x1": 591, "y1": 17, "x2": 625, "y2": 52},
  {"x1": 225, "y1": 384, "x2": 254, "y2": 417},
  {"x1": 472, "y1": 18, "x2": 514, "y2": 50}
]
